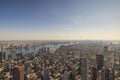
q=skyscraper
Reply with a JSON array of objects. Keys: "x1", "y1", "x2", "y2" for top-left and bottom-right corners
[
  {"x1": 0, "y1": 46, "x2": 3, "y2": 52},
  {"x1": 12, "y1": 65, "x2": 24, "y2": 80},
  {"x1": 0, "y1": 46, "x2": 5, "y2": 65},
  {"x1": 96, "y1": 54, "x2": 104, "y2": 71},
  {"x1": 118, "y1": 43, "x2": 120, "y2": 78},
  {"x1": 109, "y1": 69, "x2": 114, "y2": 80},
  {"x1": 0, "y1": 52, "x2": 5, "y2": 62},
  {"x1": 80, "y1": 58, "x2": 88, "y2": 80},
  {"x1": 16, "y1": 52, "x2": 23, "y2": 59},
  {"x1": 101, "y1": 67, "x2": 110, "y2": 80},
  {"x1": 104, "y1": 46, "x2": 108, "y2": 54},
  {"x1": 64, "y1": 70, "x2": 69, "y2": 80},
  {"x1": 105, "y1": 68, "x2": 110, "y2": 80},
  {"x1": 90, "y1": 66, "x2": 97, "y2": 80},
  {"x1": 43, "y1": 66, "x2": 50, "y2": 80}
]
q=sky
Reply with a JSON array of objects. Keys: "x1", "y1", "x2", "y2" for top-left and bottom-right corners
[{"x1": 0, "y1": 0, "x2": 120, "y2": 40}]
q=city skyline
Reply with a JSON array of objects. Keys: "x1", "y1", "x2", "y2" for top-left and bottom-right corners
[{"x1": 0, "y1": 0, "x2": 120, "y2": 40}]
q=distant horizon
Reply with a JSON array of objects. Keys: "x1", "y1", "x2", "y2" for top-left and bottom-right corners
[
  {"x1": 0, "y1": 0, "x2": 120, "y2": 40},
  {"x1": 0, "y1": 39, "x2": 120, "y2": 41}
]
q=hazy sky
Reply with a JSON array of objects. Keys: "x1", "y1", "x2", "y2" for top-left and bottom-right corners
[{"x1": 0, "y1": 0, "x2": 120, "y2": 40}]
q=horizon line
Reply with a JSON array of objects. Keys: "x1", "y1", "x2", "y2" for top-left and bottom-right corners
[{"x1": 0, "y1": 39, "x2": 120, "y2": 41}]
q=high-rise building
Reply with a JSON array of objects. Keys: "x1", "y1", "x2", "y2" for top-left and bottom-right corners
[
  {"x1": 80, "y1": 58, "x2": 88, "y2": 80},
  {"x1": 8, "y1": 54, "x2": 13, "y2": 60},
  {"x1": 103, "y1": 46, "x2": 109, "y2": 66},
  {"x1": 71, "y1": 69, "x2": 76, "y2": 80},
  {"x1": 16, "y1": 52, "x2": 23, "y2": 59},
  {"x1": 109, "y1": 69, "x2": 114, "y2": 80},
  {"x1": 69, "y1": 71, "x2": 75, "y2": 80},
  {"x1": 43, "y1": 66, "x2": 50, "y2": 80},
  {"x1": 90, "y1": 66, "x2": 97, "y2": 80},
  {"x1": 96, "y1": 54, "x2": 104, "y2": 71},
  {"x1": 104, "y1": 46, "x2": 108, "y2": 54},
  {"x1": 118, "y1": 44, "x2": 120, "y2": 78},
  {"x1": 101, "y1": 67, "x2": 110, "y2": 80},
  {"x1": 0, "y1": 52, "x2": 5, "y2": 62},
  {"x1": 47, "y1": 47, "x2": 49, "y2": 51},
  {"x1": 97, "y1": 70, "x2": 102, "y2": 80},
  {"x1": 12, "y1": 65, "x2": 24, "y2": 80},
  {"x1": 0, "y1": 71, "x2": 2, "y2": 79},
  {"x1": 78, "y1": 59, "x2": 81, "y2": 75},
  {"x1": 0, "y1": 46, "x2": 3, "y2": 52},
  {"x1": 64, "y1": 70, "x2": 69, "y2": 80},
  {"x1": 104, "y1": 68, "x2": 110, "y2": 80}
]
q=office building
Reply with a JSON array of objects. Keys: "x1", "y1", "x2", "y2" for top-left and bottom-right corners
[
  {"x1": 12, "y1": 65, "x2": 24, "y2": 80},
  {"x1": 96, "y1": 54, "x2": 104, "y2": 71},
  {"x1": 90, "y1": 66, "x2": 97, "y2": 80},
  {"x1": 105, "y1": 68, "x2": 110, "y2": 80},
  {"x1": 43, "y1": 67, "x2": 50, "y2": 80},
  {"x1": 104, "y1": 46, "x2": 108, "y2": 54},
  {"x1": 80, "y1": 58, "x2": 88, "y2": 80},
  {"x1": 109, "y1": 69, "x2": 114, "y2": 80},
  {"x1": 16, "y1": 52, "x2": 23, "y2": 59},
  {"x1": 0, "y1": 52, "x2": 5, "y2": 62},
  {"x1": 101, "y1": 67, "x2": 110, "y2": 80}
]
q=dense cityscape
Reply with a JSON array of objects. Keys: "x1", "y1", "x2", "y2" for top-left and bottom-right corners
[
  {"x1": 0, "y1": 40, "x2": 120, "y2": 80},
  {"x1": 1, "y1": 0, "x2": 120, "y2": 80}
]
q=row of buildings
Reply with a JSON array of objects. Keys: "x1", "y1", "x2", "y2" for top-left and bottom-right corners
[{"x1": 0, "y1": 41, "x2": 120, "y2": 80}]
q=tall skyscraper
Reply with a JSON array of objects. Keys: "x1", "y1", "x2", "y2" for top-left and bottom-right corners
[
  {"x1": 104, "y1": 68, "x2": 110, "y2": 80},
  {"x1": 101, "y1": 67, "x2": 110, "y2": 80},
  {"x1": 104, "y1": 46, "x2": 108, "y2": 54},
  {"x1": 90, "y1": 66, "x2": 97, "y2": 80},
  {"x1": 96, "y1": 54, "x2": 104, "y2": 71},
  {"x1": 0, "y1": 46, "x2": 3, "y2": 52},
  {"x1": 109, "y1": 69, "x2": 114, "y2": 80},
  {"x1": 16, "y1": 52, "x2": 23, "y2": 59},
  {"x1": 118, "y1": 43, "x2": 120, "y2": 78},
  {"x1": 43, "y1": 66, "x2": 50, "y2": 80},
  {"x1": 47, "y1": 47, "x2": 49, "y2": 51},
  {"x1": 12, "y1": 65, "x2": 24, "y2": 80},
  {"x1": 0, "y1": 46, "x2": 6, "y2": 62},
  {"x1": 8, "y1": 54, "x2": 13, "y2": 60},
  {"x1": 69, "y1": 70, "x2": 75, "y2": 80},
  {"x1": 63, "y1": 70, "x2": 69, "y2": 80},
  {"x1": 0, "y1": 52, "x2": 5, "y2": 62},
  {"x1": 80, "y1": 58, "x2": 88, "y2": 80}
]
